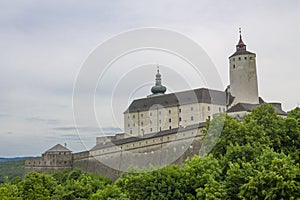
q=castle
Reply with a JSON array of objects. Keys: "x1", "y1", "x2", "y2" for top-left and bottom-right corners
[{"x1": 25, "y1": 31, "x2": 286, "y2": 180}]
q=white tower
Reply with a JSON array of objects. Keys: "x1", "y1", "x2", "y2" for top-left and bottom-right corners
[{"x1": 229, "y1": 29, "x2": 259, "y2": 105}]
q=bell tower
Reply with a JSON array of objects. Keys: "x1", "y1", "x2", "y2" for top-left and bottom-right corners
[{"x1": 229, "y1": 28, "x2": 259, "y2": 105}]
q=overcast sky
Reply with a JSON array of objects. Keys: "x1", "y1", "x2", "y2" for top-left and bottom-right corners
[{"x1": 0, "y1": 0, "x2": 299, "y2": 157}]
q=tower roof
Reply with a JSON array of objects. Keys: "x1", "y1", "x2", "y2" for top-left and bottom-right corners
[
  {"x1": 149, "y1": 66, "x2": 167, "y2": 96},
  {"x1": 229, "y1": 28, "x2": 255, "y2": 58}
]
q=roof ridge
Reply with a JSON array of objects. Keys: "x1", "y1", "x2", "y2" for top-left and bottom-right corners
[{"x1": 45, "y1": 144, "x2": 71, "y2": 153}]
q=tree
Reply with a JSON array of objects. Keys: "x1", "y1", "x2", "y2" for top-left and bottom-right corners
[
  {"x1": 20, "y1": 172, "x2": 57, "y2": 200},
  {"x1": 116, "y1": 164, "x2": 187, "y2": 200},
  {"x1": 91, "y1": 185, "x2": 129, "y2": 200},
  {"x1": 244, "y1": 103, "x2": 283, "y2": 151},
  {"x1": 184, "y1": 155, "x2": 225, "y2": 199},
  {"x1": 239, "y1": 149, "x2": 300, "y2": 199}
]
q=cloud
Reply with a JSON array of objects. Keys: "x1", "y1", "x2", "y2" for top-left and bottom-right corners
[
  {"x1": 26, "y1": 117, "x2": 60, "y2": 125},
  {"x1": 0, "y1": 0, "x2": 299, "y2": 156}
]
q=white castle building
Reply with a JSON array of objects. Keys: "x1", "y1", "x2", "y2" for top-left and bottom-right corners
[{"x1": 25, "y1": 30, "x2": 286, "y2": 178}]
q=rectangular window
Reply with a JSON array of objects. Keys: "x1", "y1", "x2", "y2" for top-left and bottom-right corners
[
  {"x1": 128, "y1": 124, "x2": 130, "y2": 127},
  {"x1": 179, "y1": 117, "x2": 182, "y2": 122},
  {"x1": 208, "y1": 106, "x2": 210, "y2": 111},
  {"x1": 150, "y1": 128, "x2": 152, "y2": 132},
  {"x1": 179, "y1": 108, "x2": 182, "y2": 113},
  {"x1": 191, "y1": 107, "x2": 194, "y2": 111},
  {"x1": 150, "y1": 112, "x2": 152, "y2": 116},
  {"x1": 141, "y1": 113, "x2": 143, "y2": 117},
  {"x1": 133, "y1": 114, "x2": 135, "y2": 118},
  {"x1": 141, "y1": 122, "x2": 143, "y2": 126},
  {"x1": 169, "y1": 110, "x2": 171, "y2": 114},
  {"x1": 191, "y1": 116, "x2": 194, "y2": 121},
  {"x1": 169, "y1": 118, "x2": 172, "y2": 123}
]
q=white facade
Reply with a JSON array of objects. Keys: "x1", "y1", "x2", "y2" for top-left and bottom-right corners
[{"x1": 124, "y1": 101, "x2": 226, "y2": 137}]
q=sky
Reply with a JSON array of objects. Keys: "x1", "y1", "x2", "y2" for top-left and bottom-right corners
[{"x1": 0, "y1": 0, "x2": 299, "y2": 157}]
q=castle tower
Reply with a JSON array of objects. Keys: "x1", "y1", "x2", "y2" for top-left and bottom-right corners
[{"x1": 229, "y1": 29, "x2": 259, "y2": 105}]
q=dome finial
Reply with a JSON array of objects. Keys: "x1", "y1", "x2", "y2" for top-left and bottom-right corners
[{"x1": 148, "y1": 64, "x2": 167, "y2": 97}]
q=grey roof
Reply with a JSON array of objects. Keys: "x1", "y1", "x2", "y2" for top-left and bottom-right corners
[
  {"x1": 229, "y1": 50, "x2": 255, "y2": 58},
  {"x1": 227, "y1": 102, "x2": 287, "y2": 115},
  {"x1": 124, "y1": 88, "x2": 226, "y2": 113},
  {"x1": 227, "y1": 103, "x2": 259, "y2": 113},
  {"x1": 45, "y1": 144, "x2": 72, "y2": 153},
  {"x1": 90, "y1": 122, "x2": 206, "y2": 151}
]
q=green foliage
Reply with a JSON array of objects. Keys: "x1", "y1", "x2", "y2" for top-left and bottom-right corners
[
  {"x1": 0, "y1": 160, "x2": 24, "y2": 183},
  {"x1": 1, "y1": 104, "x2": 300, "y2": 199},
  {"x1": 116, "y1": 164, "x2": 187, "y2": 200},
  {"x1": 184, "y1": 155, "x2": 225, "y2": 199},
  {"x1": 239, "y1": 149, "x2": 300, "y2": 199},
  {"x1": 91, "y1": 185, "x2": 129, "y2": 200},
  {"x1": 21, "y1": 172, "x2": 57, "y2": 200},
  {"x1": 0, "y1": 169, "x2": 111, "y2": 200}
]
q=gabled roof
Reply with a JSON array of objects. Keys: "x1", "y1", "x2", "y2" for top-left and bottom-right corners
[
  {"x1": 124, "y1": 88, "x2": 226, "y2": 113},
  {"x1": 45, "y1": 144, "x2": 71, "y2": 153}
]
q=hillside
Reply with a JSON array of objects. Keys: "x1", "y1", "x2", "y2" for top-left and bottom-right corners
[
  {"x1": 0, "y1": 157, "x2": 37, "y2": 162},
  {"x1": 0, "y1": 160, "x2": 25, "y2": 183}
]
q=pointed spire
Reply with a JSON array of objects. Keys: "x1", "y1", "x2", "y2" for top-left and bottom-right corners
[
  {"x1": 236, "y1": 27, "x2": 246, "y2": 51},
  {"x1": 155, "y1": 65, "x2": 162, "y2": 86}
]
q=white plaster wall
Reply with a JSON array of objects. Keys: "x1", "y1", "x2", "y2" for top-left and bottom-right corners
[{"x1": 229, "y1": 54, "x2": 259, "y2": 104}]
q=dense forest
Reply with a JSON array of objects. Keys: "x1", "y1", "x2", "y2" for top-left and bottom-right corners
[
  {"x1": 0, "y1": 160, "x2": 24, "y2": 183},
  {"x1": 1, "y1": 104, "x2": 300, "y2": 199}
]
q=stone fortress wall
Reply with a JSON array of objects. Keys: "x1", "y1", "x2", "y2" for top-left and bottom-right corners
[
  {"x1": 72, "y1": 124, "x2": 205, "y2": 180},
  {"x1": 25, "y1": 124, "x2": 206, "y2": 180}
]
